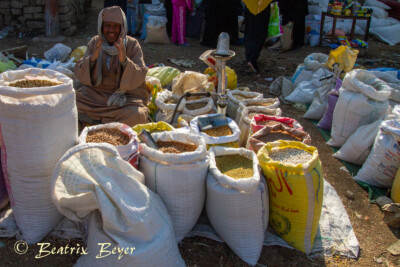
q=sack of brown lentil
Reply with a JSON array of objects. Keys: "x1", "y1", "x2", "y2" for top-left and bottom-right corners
[
  {"x1": 248, "y1": 124, "x2": 311, "y2": 153},
  {"x1": 250, "y1": 114, "x2": 303, "y2": 136},
  {"x1": 51, "y1": 143, "x2": 185, "y2": 267},
  {"x1": 154, "y1": 90, "x2": 186, "y2": 123},
  {"x1": 190, "y1": 114, "x2": 241, "y2": 149},
  {"x1": 182, "y1": 97, "x2": 216, "y2": 117},
  {"x1": 257, "y1": 140, "x2": 324, "y2": 254},
  {"x1": 0, "y1": 68, "x2": 78, "y2": 243},
  {"x1": 227, "y1": 90, "x2": 263, "y2": 120},
  {"x1": 139, "y1": 131, "x2": 208, "y2": 242},
  {"x1": 206, "y1": 147, "x2": 268, "y2": 265},
  {"x1": 235, "y1": 97, "x2": 280, "y2": 124},
  {"x1": 237, "y1": 106, "x2": 282, "y2": 147},
  {"x1": 78, "y1": 122, "x2": 139, "y2": 169}
]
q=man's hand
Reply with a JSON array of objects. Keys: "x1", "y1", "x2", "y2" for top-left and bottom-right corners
[
  {"x1": 90, "y1": 38, "x2": 102, "y2": 62},
  {"x1": 114, "y1": 38, "x2": 127, "y2": 63},
  {"x1": 107, "y1": 90, "x2": 127, "y2": 107}
]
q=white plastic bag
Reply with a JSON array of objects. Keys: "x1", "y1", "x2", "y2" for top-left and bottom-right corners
[
  {"x1": 44, "y1": 43, "x2": 72, "y2": 62},
  {"x1": 291, "y1": 64, "x2": 314, "y2": 86},
  {"x1": 304, "y1": 53, "x2": 329, "y2": 71},
  {"x1": 303, "y1": 79, "x2": 333, "y2": 120}
]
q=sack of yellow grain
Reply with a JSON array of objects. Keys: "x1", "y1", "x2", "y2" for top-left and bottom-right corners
[
  {"x1": 257, "y1": 140, "x2": 323, "y2": 254},
  {"x1": 235, "y1": 97, "x2": 280, "y2": 124},
  {"x1": 190, "y1": 114, "x2": 241, "y2": 149},
  {"x1": 206, "y1": 146, "x2": 268, "y2": 265},
  {"x1": 227, "y1": 89, "x2": 263, "y2": 120}
]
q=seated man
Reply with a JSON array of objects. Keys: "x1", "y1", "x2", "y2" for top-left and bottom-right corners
[{"x1": 75, "y1": 6, "x2": 149, "y2": 126}]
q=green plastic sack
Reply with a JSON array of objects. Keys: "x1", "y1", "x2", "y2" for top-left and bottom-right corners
[
  {"x1": 268, "y1": 2, "x2": 282, "y2": 38},
  {"x1": 0, "y1": 60, "x2": 17, "y2": 73},
  {"x1": 147, "y1": 66, "x2": 181, "y2": 87}
]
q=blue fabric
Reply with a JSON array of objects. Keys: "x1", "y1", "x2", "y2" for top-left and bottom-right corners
[
  {"x1": 141, "y1": 13, "x2": 150, "y2": 40},
  {"x1": 127, "y1": 0, "x2": 139, "y2": 34},
  {"x1": 369, "y1": 68, "x2": 400, "y2": 80}
]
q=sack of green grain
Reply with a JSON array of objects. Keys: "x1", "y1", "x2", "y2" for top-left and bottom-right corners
[
  {"x1": 237, "y1": 106, "x2": 282, "y2": 147},
  {"x1": 78, "y1": 122, "x2": 140, "y2": 169},
  {"x1": 182, "y1": 97, "x2": 216, "y2": 117},
  {"x1": 139, "y1": 131, "x2": 208, "y2": 242},
  {"x1": 248, "y1": 123, "x2": 311, "y2": 153},
  {"x1": 0, "y1": 68, "x2": 78, "y2": 243},
  {"x1": 258, "y1": 140, "x2": 323, "y2": 254},
  {"x1": 190, "y1": 114, "x2": 241, "y2": 149},
  {"x1": 227, "y1": 90, "x2": 263, "y2": 119},
  {"x1": 235, "y1": 97, "x2": 280, "y2": 124},
  {"x1": 155, "y1": 90, "x2": 186, "y2": 123},
  {"x1": 206, "y1": 146, "x2": 268, "y2": 265}
]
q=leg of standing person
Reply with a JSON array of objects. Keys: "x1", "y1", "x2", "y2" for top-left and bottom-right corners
[
  {"x1": 165, "y1": 0, "x2": 173, "y2": 36},
  {"x1": 244, "y1": 5, "x2": 270, "y2": 72},
  {"x1": 292, "y1": 15, "x2": 306, "y2": 49}
]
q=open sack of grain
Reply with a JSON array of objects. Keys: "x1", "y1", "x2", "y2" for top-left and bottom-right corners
[
  {"x1": 51, "y1": 143, "x2": 185, "y2": 267},
  {"x1": 78, "y1": 122, "x2": 139, "y2": 169},
  {"x1": 206, "y1": 147, "x2": 268, "y2": 266},
  {"x1": 139, "y1": 131, "x2": 208, "y2": 242},
  {"x1": 0, "y1": 68, "x2": 78, "y2": 243},
  {"x1": 250, "y1": 114, "x2": 303, "y2": 137},
  {"x1": 237, "y1": 106, "x2": 282, "y2": 147},
  {"x1": 154, "y1": 90, "x2": 186, "y2": 123},
  {"x1": 327, "y1": 69, "x2": 391, "y2": 147},
  {"x1": 190, "y1": 114, "x2": 241, "y2": 149},
  {"x1": 258, "y1": 141, "x2": 323, "y2": 254},
  {"x1": 182, "y1": 97, "x2": 216, "y2": 117},
  {"x1": 177, "y1": 114, "x2": 194, "y2": 128},
  {"x1": 248, "y1": 123, "x2": 311, "y2": 153},
  {"x1": 227, "y1": 90, "x2": 263, "y2": 119},
  {"x1": 235, "y1": 97, "x2": 280, "y2": 124},
  {"x1": 132, "y1": 121, "x2": 174, "y2": 134}
]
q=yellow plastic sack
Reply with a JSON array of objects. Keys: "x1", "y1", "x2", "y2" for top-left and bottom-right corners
[
  {"x1": 257, "y1": 141, "x2": 323, "y2": 254},
  {"x1": 242, "y1": 0, "x2": 273, "y2": 15},
  {"x1": 326, "y1": 45, "x2": 359, "y2": 73},
  {"x1": 391, "y1": 168, "x2": 400, "y2": 203},
  {"x1": 132, "y1": 121, "x2": 174, "y2": 134},
  {"x1": 147, "y1": 66, "x2": 181, "y2": 87},
  {"x1": 204, "y1": 66, "x2": 237, "y2": 90},
  {"x1": 70, "y1": 46, "x2": 87, "y2": 63}
]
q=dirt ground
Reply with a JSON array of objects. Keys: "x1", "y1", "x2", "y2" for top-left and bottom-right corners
[{"x1": 1, "y1": 0, "x2": 400, "y2": 266}]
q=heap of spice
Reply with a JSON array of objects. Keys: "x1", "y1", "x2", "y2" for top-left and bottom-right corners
[
  {"x1": 157, "y1": 141, "x2": 198, "y2": 154},
  {"x1": 215, "y1": 154, "x2": 253, "y2": 179},
  {"x1": 9, "y1": 79, "x2": 61, "y2": 88},
  {"x1": 86, "y1": 128, "x2": 130, "y2": 146}
]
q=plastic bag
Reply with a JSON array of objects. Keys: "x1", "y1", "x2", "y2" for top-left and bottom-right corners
[
  {"x1": 44, "y1": 43, "x2": 72, "y2": 62},
  {"x1": 145, "y1": 16, "x2": 169, "y2": 44},
  {"x1": 172, "y1": 71, "x2": 214, "y2": 96},
  {"x1": 204, "y1": 66, "x2": 237, "y2": 90},
  {"x1": 0, "y1": 60, "x2": 17, "y2": 73},
  {"x1": 70, "y1": 46, "x2": 87, "y2": 62},
  {"x1": 146, "y1": 66, "x2": 181, "y2": 87},
  {"x1": 268, "y1": 2, "x2": 282, "y2": 38},
  {"x1": 326, "y1": 45, "x2": 359, "y2": 73}
]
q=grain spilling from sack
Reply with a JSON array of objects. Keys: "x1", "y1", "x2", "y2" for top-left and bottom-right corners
[
  {"x1": 157, "y1": 141, "x2": 198, "y2": 154},
  {"x1": 202, "y1": 125, "x2": 233, "y2": 137},
  {"x1": 268, "y1": 148, "x2": 312, "y2": 165},
  {"x1": 215, "y1": 154, "x2": 253, "y2": 179},
  {"x1": 9, "y1": 79, "x2": 62, "y2": 88},
  {"x1": 86, "y1": 128, "x2": 129, "y2": 146},
  {"x1": 258, "y1": 131, "x2": 302, "y2": 143},
  {"x1": 186, "y1": 102, "x2": 207, "y2": 110},
  {"x1": 258, "y1": 120, "x2": 281, "y2": 127}
]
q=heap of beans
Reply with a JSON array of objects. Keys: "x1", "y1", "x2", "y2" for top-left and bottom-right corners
[
  {"x1": 268, "y1": 148, "x2": 312, "y2": 165},
  {"x1": 186, "y1": 102, "x2": 207, "y2": 110},
  {"x1": 86, "y1": 128, "x2": 130, "y2": 146},
  {"x1": 157, "y1": 141, "x2": 198, "y2": 154},
  {"x1": 9, "y1": 79, "x2": 61, "y2": 88},
  {"x1": 202, "y1": 125, "x2": 232, "y2": 137},
  {"x1": 215, "y1": 154, "x2": 253, "y2": 179}
]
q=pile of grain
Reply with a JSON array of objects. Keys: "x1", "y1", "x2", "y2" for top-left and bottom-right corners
[
  {"x1": 157, "y1": 141, "x2": 198, "y2": 154},
  {"x1": 257, "y1": 131, "x2": 301, "y2": 143},
  {"x1": 215, "y1": 154, "x2": 253, "y2": 179},
  {"x1": 9, "y1": 79, "x2": 62, "y2": 88},
  {"x1": 202, "y1": 125, "x2": 232, "y2": 137},
  {"x1": 248, "y1": 112, "x2": 262, "y2": 120},
  {"x1": 257, "y1": 120, "x2": 281, "y2": 127},
  {"x1": 86, "y1": 128, "x2": 129, "y2": 146},
  {"x1": 186, "y1": 102, "x2": 207, "y2": 110},
  {"x1": 268, "y1": 148, "x2": 312, "y2": 165}
]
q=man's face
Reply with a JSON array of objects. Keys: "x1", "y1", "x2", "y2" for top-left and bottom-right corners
[{"x1": 102, "y1": 21, "x2": 121, "y2": 44}]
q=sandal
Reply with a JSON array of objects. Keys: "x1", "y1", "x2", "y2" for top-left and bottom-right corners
[{"x1": 246, "y1": 62, "x2": 258, "y2": 74}]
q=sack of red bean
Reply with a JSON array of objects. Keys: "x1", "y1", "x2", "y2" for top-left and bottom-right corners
[
  {"x1": 250, "y1": 115, "x2": 303, "y2": 136},
  {"x1": 79, "y1": 122, "x2": 139, "y2": 169}
]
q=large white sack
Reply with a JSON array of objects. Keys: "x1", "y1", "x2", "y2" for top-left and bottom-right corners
[
  {"x1": 364, "y1": 6, "x2": 388, "y2": 19},
  {"x1": 51, "y1": 143, "x2": 185, "y2": 267},
  {"x1": 155, "y1": 90, "x2": 186, "y2": 122},
  {"x1": 304, "y1": 53, "x2": 329, "y2": 71},
  {"x1": 323, "y1": 20, "x2": 365, "y2": 35},
  {"x1": 370, "y1": 24, "x2": 400, "y2": 45},
  {"x1": 303, "y1": 79, "x2": 334, "y2": 120},
  {"x1": 357, "y1": 17, "x2": 399, "y2": 29},
  {"x1": 0, "y1": 68, "x2": 77, "y2": 243},
  {"x1": 370, "y1": 70, "x2": 400, "y2": 103},
  {"x1": 291, "y1": 64, "x2": 314, "y2": 86},
  {"x1": 355, "y1": 120, "x2": 400, "y2": 188},
  {"x1": 333, "y1": 119, "x2": 382, "y2": 165},
  {"x1": 364, "y1": 0, "x2": 391, "y2": 10},
  {"x1": 227, "y1": 90, "x2": 263, "y2": 120},
  {"x1": 206, "y1": 147, "x2": 268, "y2": 265},
  {"x1": 235, "y1": 97, "x2": 280, "y2": 124},
  {"x1": 328, "y1": 70, "x2": 391, "y2": 147},
  {"x1": 182, "y1": 97, "x2": 215, "y2": 117},
  {"x1": 139, "y1": 131, "x2": 208, "y2": 242}
]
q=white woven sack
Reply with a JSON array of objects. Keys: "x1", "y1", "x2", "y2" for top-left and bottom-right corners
[
  {"x1": 206, "y1": 147, "x2": 268, "y2": 265},
  {"x1": 78, "y1": 122, "x2": 139, "y2": 168},
  {"x1": 182, "y1": 97, "x2": 215, "y2": 117},
  {"x1": 370, "y1": 70, "x2": 400, "y2": 103},
  {"x1": 355, "y1": 120, "x2": 400, "y2": 188},
  {"x1": 51, "y1": 144, "x2": 184, "y2": 267},
  {"x1": 155, "y1": 90, "x2": 186, "y2": 122},
  {"x1": 328, "y1": 70, "x2": 391, "y2": 147},
  {"x1": 304, "y1": 53, "x2": 329, "y2": 71},
  {"x1": 238, "y1": 107, "x2": 282, "y2": 147},
  {"x1": 190, "y1": 114, "x2": 241, "y2": 146},
  {"x1": 334, "y1": 119, "x2": 382, "y2": 165},
  {"x1": 291, "y1": 64, "x2": 314, "y2": 86},
  {"x1": 139, "y1": 131, "x2": 208, "y2": 242},
  {"x1": 235, "y1": 97, "x2": 280, "y2": 124},
  {"x1": 227, "y1": 90, "x2": 263, "y2": 120},
  {"x1": 303, "y1": 80, "x2": 333, "y2": 120},
  {"x1": 0, "y1": 68, "x2": 77, "y2": 243}
]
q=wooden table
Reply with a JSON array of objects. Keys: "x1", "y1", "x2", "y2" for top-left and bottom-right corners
[{"x1": 319, "y1": 12, "x2": 372, "y2": 46}]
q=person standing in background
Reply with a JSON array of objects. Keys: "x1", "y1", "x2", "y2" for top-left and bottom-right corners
[
  {"x1": 127, "y1": 0, "x2": 139, "y2": 36},
  {"x1": 242, "y1": 0, "x2": 273, "y2": 73},
  {"x1": 171, "y1": 0, "x2": 193, "y2": 46},
  {"x1": 278, "y1": 0, "x2": 308, "y2": 51}
]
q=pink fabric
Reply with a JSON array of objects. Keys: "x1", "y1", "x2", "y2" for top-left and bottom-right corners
[
  {"x1": 172, "y1": 5, "x2": 187, "y2": 45},
  {"x1": 172, "y1": 0, "x2": 193, "y2": 9}
]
